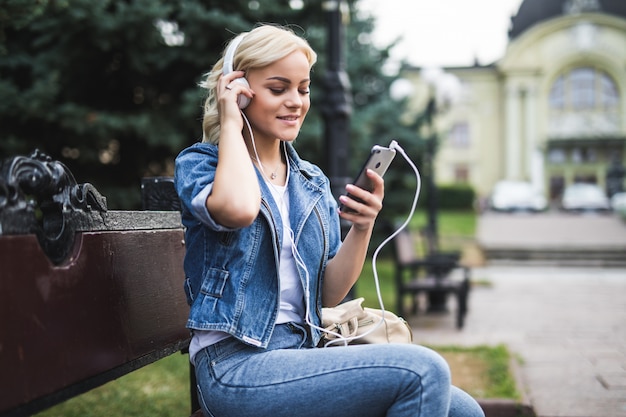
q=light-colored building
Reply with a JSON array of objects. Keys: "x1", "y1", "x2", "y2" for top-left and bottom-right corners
[{"x1": 402, "y1": 0, "x2": 626, "y2": 204}]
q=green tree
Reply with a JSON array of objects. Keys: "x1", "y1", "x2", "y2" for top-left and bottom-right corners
[{"x1": 0, "y1": 0, "x2": 424, "y2": 212}]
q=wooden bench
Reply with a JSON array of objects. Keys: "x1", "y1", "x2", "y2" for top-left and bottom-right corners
[
  {"x1": 0, "y1": 151, "x2": 202, "y2": 417},
  {"x1": 391, "y1": 227, "x2": 471, "y2": 329}
]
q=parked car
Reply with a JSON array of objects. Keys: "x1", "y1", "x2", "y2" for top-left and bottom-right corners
[
  {"x1": 610, "y1": 192, "x2": 626, "y2": 212},
  {"x1": 561, "y1": 183, "x2": 610, "y2": 212},
  {"x1": 489, "y1": 180, "x2": 547, "y2": 212}
]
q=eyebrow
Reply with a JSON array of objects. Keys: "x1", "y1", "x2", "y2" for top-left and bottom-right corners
[{"x1": 266, "y1": 76, "x2": 310, "y2": 84}]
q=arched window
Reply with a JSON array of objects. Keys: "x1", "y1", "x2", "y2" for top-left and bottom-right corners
[
  {"x1": 548, "y1": 67, "x2": 620, "y2": 138},
  {"x1": 549, "y1": 67, "x2": 619, "y2": 111}
]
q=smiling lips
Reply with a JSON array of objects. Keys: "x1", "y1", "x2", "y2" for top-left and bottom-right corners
[{"x1": 278, "y1": 115, "x2": 300, "y2": 126}]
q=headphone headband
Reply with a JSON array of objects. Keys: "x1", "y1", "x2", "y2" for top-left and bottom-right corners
[
  {"x1": 223, "y1": 34, "x2": 246, "y2": 75},
  {"x1": 222, "y1": 33, "x2": 250, "y2": 109}
]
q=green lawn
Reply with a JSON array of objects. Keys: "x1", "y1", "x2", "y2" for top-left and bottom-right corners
[
  {"x1": 436, "y1": 344, "x2": 520, "y2": 400},
  {"x1": 34, "y1": 353, "x2": 192, "y2": 417},
  {"x1": 355, "y1": 257, "x2": 395, "y2": 310},
  {"x1": 408, "y1": 209, "x2": 477, "y2": 237},
  {"x1": 405, "y1": 209, "x2": 477, "y2": 253}
]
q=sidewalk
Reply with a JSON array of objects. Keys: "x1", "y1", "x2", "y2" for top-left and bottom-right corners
[{"x1": 407, "y1": 212, "x2": 626, "y2": 417}]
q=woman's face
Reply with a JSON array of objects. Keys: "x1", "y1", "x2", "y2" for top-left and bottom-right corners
[{"x1": 243, "y1": 51, "x2": 311, "y2": 144}]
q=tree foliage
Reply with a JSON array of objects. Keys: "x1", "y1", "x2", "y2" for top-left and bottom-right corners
[{"x1": 0, "y1": 0, "x2": 425, "y2": 211}]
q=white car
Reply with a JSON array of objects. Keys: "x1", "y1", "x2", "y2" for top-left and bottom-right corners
[
  {"x1": 489, "y1": 180, "x2": 547, "y2": 212},
  {"x1": 561, "y1": 183, "x2": 610, "y2": 212},
  {"x1": 610, "y1": 192, "x2": 626, "y2": 212}
]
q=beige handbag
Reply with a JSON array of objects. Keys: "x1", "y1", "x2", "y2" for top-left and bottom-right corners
[{"x1": 321, "y1": 297, "x2": 413, "y2": 346}]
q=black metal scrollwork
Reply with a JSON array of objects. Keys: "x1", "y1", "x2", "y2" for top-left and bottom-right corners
[{"x1": 0, "y1": 149, "x2": 108, "y2": 265}]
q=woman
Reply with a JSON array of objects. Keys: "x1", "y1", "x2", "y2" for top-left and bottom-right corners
[{"x1": 175, "y1": 24, "x2": 484, "y2": 417}]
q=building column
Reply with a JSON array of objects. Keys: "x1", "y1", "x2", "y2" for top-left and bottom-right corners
[
  {"x1": 524, "y1": 86, "x2": 542, "y2": 190},
  {"x1": 505, "y1": 84, "x2": 521, "y2": 179}
]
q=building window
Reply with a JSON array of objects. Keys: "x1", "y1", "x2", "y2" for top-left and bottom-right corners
[
  {"x1": 585, "y1": 148, "x2": 597, "y2": 162},
  {"x1": 548, "y1": 67, "x2": 620, "y2": 138},
  {"x1": 453, "y1": 164, "x2": 469, "y2": 182},
  {"x1": 549, "y1": 67, "x2": 619, "y2": 112},
  {"x1": 548, "y1": 148, "x2": 566, "y2": 164},
  {"x1": 448, "y1": 122, "x2": 470, "y2": 148}
]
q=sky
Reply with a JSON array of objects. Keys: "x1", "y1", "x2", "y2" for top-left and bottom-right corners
[{"x1": 355, "y1": 0, "x2": 525, "y2": 69}]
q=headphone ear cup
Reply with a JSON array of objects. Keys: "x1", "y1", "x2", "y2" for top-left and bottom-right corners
[{"x1": 233, "y1": 77, "x2": 250, "y2": 109}]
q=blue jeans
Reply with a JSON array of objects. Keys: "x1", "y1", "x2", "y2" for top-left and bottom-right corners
[{"x1": 194, "y1": 323, "x2": 485, "y2": 417}]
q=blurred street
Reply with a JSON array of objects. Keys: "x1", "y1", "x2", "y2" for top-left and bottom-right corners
[
  {"x1": 410, "y1": 213, "x2": 626, "y2": 417},
  {"x1": 477, "y1": 212, "x2": 626, "y2": 267}
]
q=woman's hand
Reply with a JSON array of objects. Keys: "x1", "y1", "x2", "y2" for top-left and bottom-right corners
[
  {"x1": 337, "y1": 169, "x2": 384, "y2": 231},
  {"x1": 217, "y1": 71, "x2": 254, "y2": 128}
]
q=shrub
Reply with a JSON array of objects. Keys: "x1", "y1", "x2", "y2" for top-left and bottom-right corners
[{"x1": 420, "y1": 184, "x2": 476, "y2": 210}]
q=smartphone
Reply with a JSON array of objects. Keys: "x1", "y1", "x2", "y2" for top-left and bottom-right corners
[{"x1": 339, "y1": 142, "x2": 397, "y2": 213}]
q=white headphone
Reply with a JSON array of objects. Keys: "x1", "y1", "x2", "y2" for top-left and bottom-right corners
[{"x1": 223, "y1": 34, "x2": 251, "y2": 109}]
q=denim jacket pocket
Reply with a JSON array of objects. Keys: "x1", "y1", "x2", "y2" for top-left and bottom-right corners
[{"x1": 200, "y1": 267, "x2": 230, "y2": 298}]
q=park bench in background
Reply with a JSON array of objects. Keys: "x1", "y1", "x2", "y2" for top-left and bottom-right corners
[
  {"x1": 0, "y1": 151, "x2": 201, "y2": 417},
  {"x1": 391, "y1": 226, "x2": 471, "y2": 329}
]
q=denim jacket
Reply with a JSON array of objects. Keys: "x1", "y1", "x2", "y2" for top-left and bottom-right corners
[{"x1": 174, "y1": 142, "x2": 342, "y2": 348}]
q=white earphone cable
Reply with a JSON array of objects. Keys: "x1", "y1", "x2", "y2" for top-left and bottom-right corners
[{"x1": 323, "y1": 140, "x2": 422, "y2": 347}]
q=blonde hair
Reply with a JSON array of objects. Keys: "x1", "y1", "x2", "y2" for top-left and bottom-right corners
[{"x1": 200, "y1": 25, "x2": 318, "y2": 144}]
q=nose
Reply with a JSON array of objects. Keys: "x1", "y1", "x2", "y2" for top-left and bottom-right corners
[{"x1": 285, "y1": 88, "x2": 303, "y2": 108}]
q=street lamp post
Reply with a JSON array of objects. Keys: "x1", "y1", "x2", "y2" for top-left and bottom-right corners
[
  {"x1": 423, "y1": 95, "x2": 438, "y2": 251},
  {"x1": 321, "y1": 1, "x2": 355, "y2": 301},
  {"x1": 322, "y1": 0, "x2": 352, "y2": 238}
]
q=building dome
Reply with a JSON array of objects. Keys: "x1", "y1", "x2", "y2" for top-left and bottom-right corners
[{"x1": 509, "y1": 0, "x2": 626, "y2": 39}]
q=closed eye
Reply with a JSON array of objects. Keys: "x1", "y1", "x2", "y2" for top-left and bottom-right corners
[
  {"x1": 266, "y1": 76, "x2": 311, "y2": 96},
  {"x1": 269, "y1": 87, "x2": 310, "y2": 95}
]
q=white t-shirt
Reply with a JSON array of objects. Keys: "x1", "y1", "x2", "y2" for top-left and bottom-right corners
[{"x1": 269, "y1": 181, "x2": 306, "y2": 324}]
